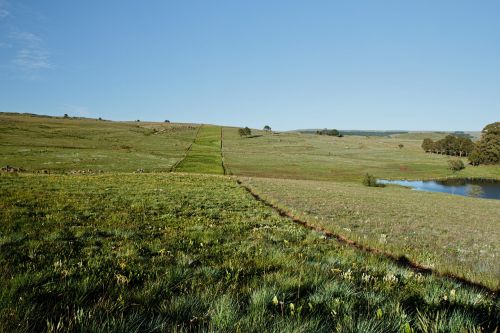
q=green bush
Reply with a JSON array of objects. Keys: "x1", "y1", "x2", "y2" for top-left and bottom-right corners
[
  {"x1": 362, "y1": 173, "x2": 380, "y2": 187},
  {"x1": 448, "y1": 159, "x2": 465, "y2": 172},
  {"x1": 238, "y1": 127, "x2": 252, "y2": 137}
]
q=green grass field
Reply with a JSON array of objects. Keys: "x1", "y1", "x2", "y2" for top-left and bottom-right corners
[
  {"x1": 222, "y1": 128, "x2": 500, "y2": 182},
  {"x1": 239, "y1": 177, "x2": 500, "y2": 289},
  {"x1": 0, "y1": 113, "x2": 499, "y2": 332},
  {"x1": 1, "y1": 174, "x2": 498, "y2": 332},
  {"x1": 175, "y1": 125, "x2": 224, "y2": 174},
  {"x1": 0, "y1": 113, "x2": 198, "y2": 173}
]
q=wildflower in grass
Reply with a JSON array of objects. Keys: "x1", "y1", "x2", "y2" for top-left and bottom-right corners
[
  {"x1": 449, "y1": 289, "x2": 456, "y2": 300},
  {"x1": 272, "y1": 295, "x2": 279, "y2": 306},
  {"x1": 361, "y1": 272, "x2": 372, "y2": 283},
  {"x1": 341, "y1": 269, "x2": 353, "y2": 281},
  {"x1": 115, "y1": 273, "x2": 130, "y2": 285},
  {"x1": 376, "y1": 308, "x2": 383, "y2": 319},
  {"x1": 53, "y1": 259, "x2": 63, "y2": 270},
  {"x1": 379, "y1": 234, "x2": 387, "y2": 244},
  {"x1": 383, "y1": 273, "x2": 398, "y2": 284}
]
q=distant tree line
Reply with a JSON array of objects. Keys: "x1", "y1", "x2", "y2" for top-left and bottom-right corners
[
  {"x1": 421, "y1": 136, "x2": 474, "y2": 157},
  {"x1": 421, "y1": 122, "x2": 499, "y2": 165},
  {"x1": 316, "y1": 129, "x2": 343, "y2": 137}
]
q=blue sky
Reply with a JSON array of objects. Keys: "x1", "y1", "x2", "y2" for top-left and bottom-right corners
[{"x1": 0, "y1": 1, "x2": 499, "y2": 131}]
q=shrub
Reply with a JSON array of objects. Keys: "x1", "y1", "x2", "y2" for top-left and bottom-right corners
[
  {"x1": 448, "y1": 159, "x2": 465, "y2": 172},
  {"x1": 362, "y1": 173, "x2": 380, "y2": 187},
  {"x1": 238, "y1": 127, "x2": 251, "y2": 137}
]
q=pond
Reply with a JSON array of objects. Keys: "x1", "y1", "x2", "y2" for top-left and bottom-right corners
[{"x1": 377, "y1": 179, "x2": 500, "y2": 200}]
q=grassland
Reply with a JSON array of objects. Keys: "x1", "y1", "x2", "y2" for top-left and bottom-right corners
[
  {"x1": 222, "y1": 128, "x2": 500, "y2": 182},
  {"x1": 0, "y1": 113, "x2": 198, "y2": 173},
  {"x1": 175, "y1": 125, "x2": 224, "y2": 174},
  {"x1": 239, "y1": 177, "x2": 500, "y2": 289},
  {"x1": 1, "y1": 173, "x2": 498, "y2": 332},
  {"x1": 0, "y1": 114, "x2": 499, "y2": 332}
]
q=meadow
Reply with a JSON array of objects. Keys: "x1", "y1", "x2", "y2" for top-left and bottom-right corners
[
  {"x1": 175, "y1": 125, "x2": 224, "y2": 175},
  {"x1": 0, "y1": 174, "x2": 498, "y2": 332},
  {"x1": 239, "y1": 177, "x2": 500, "y2": 289},
  {"x1": 0, "y1": 113, "x2": 499, "y2": 332},
  {"x1": 222, "y1": 128, "x2": 500, "y2": 182},
  {"x1": 0, "y1": 113, "x2": 198, "y2": 173}
]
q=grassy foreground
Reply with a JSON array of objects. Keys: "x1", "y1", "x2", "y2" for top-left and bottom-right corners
[
  {"x1": 1, "y1": 173, "x2": 498, "y2": 332},
  {"x1": 239, "y1": 177, "x2": 500, "y2": 290}
]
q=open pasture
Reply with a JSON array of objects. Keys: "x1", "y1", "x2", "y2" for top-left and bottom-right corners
[
  {"x1": 222, "y1": 128, "x2": 500, "y2": 182},
  {"x1": 0, "y1": 114, "x2": 198, "y2": 173},
  {"x1": 0, "y1": 173, "x2": 498, "y2": 332},
  {"x1": 239, "y1": 177, "x2": 500, "y2": 290}
]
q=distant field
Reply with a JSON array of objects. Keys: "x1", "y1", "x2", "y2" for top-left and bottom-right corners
[
  {"x1": 0, "y1": 113, "x2": 198, "y2": 172},
  {"x1": 239, "y1": 177, "x2": 500, "y2": 289},
  {"x1": 0, "y1": 173, "x2": 497, "y2": 332},
  {"x1": 223, "y1": 128, "x2": 500, "y2": 182}
]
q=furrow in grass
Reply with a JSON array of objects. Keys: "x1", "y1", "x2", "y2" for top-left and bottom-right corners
[{"x1": 235, "y1": 179, "x2": 499, "y2": 295}]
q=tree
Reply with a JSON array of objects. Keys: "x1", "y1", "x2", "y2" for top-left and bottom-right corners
[
  {"x1": 164, "y1": 120, "x2": 170, "y2": 123},
  {"x1": 398, "y1": 144, "x2": 404, "y2": 149},
  {"x1": 422, "y1": 138, "x2": 434, "y2": 152},
  {"x1": 238, "y1": 127, "x2": 252, "y2": 137},
  {"x1": 469, "y1": 122, "x2": 500, "y2": 165},
  {"x1": 63, "y1": 113, "x2": 69, "y2": 119},
  {"x1": 263, "y1": 125, "x2": 271, "y2": 131},
  {"x1": 317, "y1": 129, "x2": 341, "y2": 137}
]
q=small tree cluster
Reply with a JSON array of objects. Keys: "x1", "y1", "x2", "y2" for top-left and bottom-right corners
[
  {"x1": 263, "y1": 125, "x2": 271, "y2": 131},
  {"x1": 421, "y1": 135, "x2": 474, "y2": 157},
  {"x1": 238, "y1": 127, "x2": 252, "y2": 137},
  {"x1": 316, "y1": 129, "x2": 342, "y2": 137}
]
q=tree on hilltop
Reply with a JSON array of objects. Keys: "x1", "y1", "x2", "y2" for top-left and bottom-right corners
[{"x1": 238, "y1": 127, "x2": 252, "y2": 137}]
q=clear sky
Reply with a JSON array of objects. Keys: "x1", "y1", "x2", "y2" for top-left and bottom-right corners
[{"x1": 0, "y1": 1, "x2": 499, "y2": 131}]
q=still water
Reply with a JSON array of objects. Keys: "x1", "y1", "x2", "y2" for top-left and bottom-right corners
[{"x1": 377, "y1": 179, "x2": 500, "y2": 200}]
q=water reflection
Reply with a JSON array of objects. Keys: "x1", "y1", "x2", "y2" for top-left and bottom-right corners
[{"x1": 377, "y1": 179, "x2": 500, "y2": 200}]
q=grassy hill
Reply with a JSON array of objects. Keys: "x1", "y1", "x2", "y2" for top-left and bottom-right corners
[
  {"x1": 0, "y1": 113, "x2": 498, "y2": 332},
  {"x1": 0, "y1": 113, "x2": 198, "y2": 172}
]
